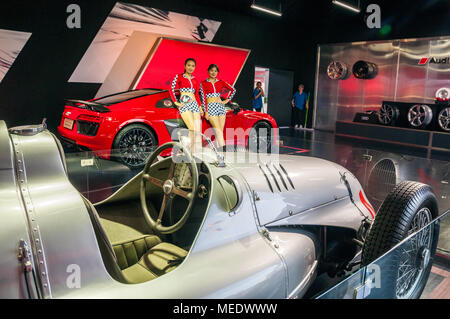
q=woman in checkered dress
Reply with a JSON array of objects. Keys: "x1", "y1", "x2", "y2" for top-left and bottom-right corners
[
  {"x1": 169, "y1": 58, "x2": 204, "y2": 152},
  {"x1": 199, "y1": 64, "x2": 236, "y2": 148}
]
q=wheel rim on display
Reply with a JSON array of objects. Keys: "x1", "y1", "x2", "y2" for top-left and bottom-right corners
[
  {"x1": 438, "y1": 108, "x2": 450, "y2": 131},
  {"x1": 378, "y1": 104, "x2": 395, "y2": 125},
  {"x1": 327, "y1": 61, "x2": 348, "y2": 80},
  {"x1": 407, "y1": 104, "x2": 432, "y2": 127},
  {"x1": 395, "y1": 207, "x2": 433, "y2": 299},
  {"x1": 435, "y1": 87, "x2": 450, "y2": 100},
  {"x1": 118, "y1": 128, "x2": 155, "y2": 167}
]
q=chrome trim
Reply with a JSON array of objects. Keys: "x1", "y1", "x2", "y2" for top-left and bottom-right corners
[
  {"x1": 288, "y1": 260, "x2": 318, "y2": 299},
  {"x1": 217, "y1": 174, "x2": 244, "y2": 215},
  {"x1": 9, "y1": 124, "x2": 46, "y2": 136}
]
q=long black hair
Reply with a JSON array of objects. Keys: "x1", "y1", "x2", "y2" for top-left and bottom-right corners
[
  {"x1": 208, "y1": 64, "x2": 219, "y2": 72},
  {"x1": 184, "y1": 58, "x2": 196, "y2": 74},
  {"x1": 185, "y1": 58, "x2": 196, "y2": 66}
]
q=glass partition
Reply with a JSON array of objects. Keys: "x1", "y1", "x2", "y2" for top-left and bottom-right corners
[{"x1": 317, "y1": 210, "x2": 449, "y2": 299}]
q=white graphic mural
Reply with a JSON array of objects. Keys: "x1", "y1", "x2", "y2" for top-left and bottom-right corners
[
  {"x1": 0, "y1": 29, "x2": 32, "y2": 83},
  {"x1": 69, "y1": 2, "x2": 222, "y2": 83}
]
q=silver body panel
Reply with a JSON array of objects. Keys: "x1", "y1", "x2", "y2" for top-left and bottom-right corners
[
  {"x1": 0, "y1": 120, "x2": 371, "y2": 298},
  {"x1": 0, "y1": 122, "x2": 34, "y2": 298}
]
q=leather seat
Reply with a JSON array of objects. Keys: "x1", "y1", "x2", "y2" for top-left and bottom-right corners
[
  {"x1": 113, "y1": 236, "x2": 187, "y2": 284},
  {"x1": 82, "y1": 196, "x2": 187, "y2": 284}
]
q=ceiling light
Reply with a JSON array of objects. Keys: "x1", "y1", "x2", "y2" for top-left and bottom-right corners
[
  {"x1": 332, "y1": 0, "x2": 361, "y2": 13},
  {"x1": 251, "y1": 3, "x2": 282, "y2": 17}
]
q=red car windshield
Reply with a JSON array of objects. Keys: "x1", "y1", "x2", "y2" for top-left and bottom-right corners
[{"x1": 93, "y1": 89, "x2": 162, "y2": 105}]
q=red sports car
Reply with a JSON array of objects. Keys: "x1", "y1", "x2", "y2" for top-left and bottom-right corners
[{"x1": 57, "y1": 88, "x2": 278, "y2": 167}]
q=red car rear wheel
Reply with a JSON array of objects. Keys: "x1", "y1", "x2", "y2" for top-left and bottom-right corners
[{"x1": 113, "y1": 124, "x2": 158, "y2": 168}]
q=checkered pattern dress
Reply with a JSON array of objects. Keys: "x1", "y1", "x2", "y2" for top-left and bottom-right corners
[
  {"x1": 169, "y1": 73, "x2": 202, "y2": 114},
  {"x1": 199, "y1": 79, "x2": 236, "y2": 117}
]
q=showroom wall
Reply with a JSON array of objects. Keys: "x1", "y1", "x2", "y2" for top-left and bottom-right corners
[
  {"x1": 0, "y1": 0, "x2": 449, "y2": 131},
  {"x1": 314, "y1": 36, "x2": 450, "y2": 131},
  {"x1": 0, "y1": 0, "x2": 314, "y2": 131}
]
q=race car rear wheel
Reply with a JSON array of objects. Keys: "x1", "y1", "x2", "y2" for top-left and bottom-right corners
[
  {"x1": 361, "y1": 181, "x2": 439, "y2": 299},
  {"x1": 248, "y1": 121, "x2": 272, "y2": 153},
  {"x1": 113, "y1": 124, "x2": 158, "y2": 169}
]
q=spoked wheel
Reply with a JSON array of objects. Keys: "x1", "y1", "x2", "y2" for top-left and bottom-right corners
[
  {"x1": 327, "y1": 61, "x2": 349, "y2": 80},
  {"x1": 362, "y1": 181, "x2": 439, "y2": 299},
  {"x1": 395, "y1": 207, "x2": 433, "y2": 299},
  {"x1": 248, "y1": 121, "x2": 272, "y2": 153},
  {"x1": 378, "y1": 104, "x2": 399, "y2": 125},
  {"x1": 407, "y1": 104, "x2": 433, "y2": 129},
  {"x1": 438, "y1": 107, "x2": 450, "y2": 131},
  {"x1": 113, "y1": 124, "x2": 158, "y2": 168}
]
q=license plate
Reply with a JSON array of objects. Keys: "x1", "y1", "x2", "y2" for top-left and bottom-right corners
[{"x1": 63, "y1": 118, "x2": 74, "y2": 130}]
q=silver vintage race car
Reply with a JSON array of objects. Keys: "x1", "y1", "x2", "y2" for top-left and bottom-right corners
[{"x1": 0, "y1": 120, "x2": 440, "y2": 299}]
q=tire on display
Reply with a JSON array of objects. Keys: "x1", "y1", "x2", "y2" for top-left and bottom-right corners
[
  {"x1": 377, "y1": 104, "x2": 400, "y2": 126},
  {"x1": 361, "y1": 181, "x2": 439, "y2": 299},
  {"x1": 437, "y1": 107, "x2": 450, "y2": 131},
  {"x1": 248, "y1": 121, "x2": 272, "y2": 153},
  {"x1": 352, "y1": 60, "x2": 378, "y2": 79},
  {"x1": 407, "y1": 104, "x2": 433, "y2": 129},
  {"x1": 112, "y1": 124, "x2": 158, "y2": 169}
]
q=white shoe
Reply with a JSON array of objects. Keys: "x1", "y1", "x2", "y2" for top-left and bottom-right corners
[
  {"x1": 294, "y1": 125, "x2": 299, "y2": 128},
  {"x1": 299, "y1": 125, "x2": 303, "y2": 128}
]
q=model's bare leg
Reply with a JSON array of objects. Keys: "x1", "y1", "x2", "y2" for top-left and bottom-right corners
[
  {"x1": 192, "y1": 112, "x2": 202, "y2": 153},
  {"x1": 218, "y1": 115, "x2": 226, "y2": 147},
  {"x1": 180, "y1": 110, "x2": 195, "y2": 152},
  {"x1": 208, "y1": 116, "x2": 225, "y2": 148}
]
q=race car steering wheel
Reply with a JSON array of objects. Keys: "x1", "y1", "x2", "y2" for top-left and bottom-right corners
[{"x1": 140, "y1": 141, "x2": 199, "y2": 234}]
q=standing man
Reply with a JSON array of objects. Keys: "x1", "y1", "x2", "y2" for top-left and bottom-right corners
[
  {"x1": 253, "y1": 81, "x2": 264, "y2": 112},
  {"x1": 291, "y1": 84, "x2": 309, "y2": 128}
]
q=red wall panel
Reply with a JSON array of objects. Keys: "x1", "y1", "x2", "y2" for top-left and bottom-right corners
[{"x1": 134, "y1": 38, "x2": 250, "y2": 90}]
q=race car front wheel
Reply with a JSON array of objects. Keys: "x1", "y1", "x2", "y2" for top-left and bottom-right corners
[
  {"x1": 361, "y1": 181, "x2": 439, "y2": 299},
  {"x1": 113, "y1": 124, "x2": 158, "y2": 169}
]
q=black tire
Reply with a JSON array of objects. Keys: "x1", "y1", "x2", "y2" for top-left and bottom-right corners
[
  {"x1": 112, "y1": 124, "x2": 158, "y2": 169},
  {"x1": 352, "y1": 60, "x2": 378, "y2": 79},
  {"x1": 362, "y1": 181, "x2": 439, "y2": 299},
  {"x1": 248, "y1": 121, "x2": 272, "y2": 153}
]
